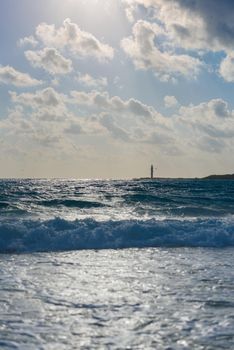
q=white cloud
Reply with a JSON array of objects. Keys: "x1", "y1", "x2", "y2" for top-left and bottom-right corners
[
  {"x1": 10, "y1": 87, "x2": 66, "y2": 110},
  {"x1": 167, "y1": 0, "x2": 234, "y2": 53},
  {"x1": 219, "y1": 53, "x2": 234, "y2": 82},
  {"x1": 121, "y1": 20, "x2": 203, "y2": 80},
  {"x1": 0, "y1": 65, "x2": 42, "y2": 87},
  {"x1": 174, "y1": 98, "x2": 234, "y2": 153},
  {"x1": 25, "y1": 48, "x2": 73, "y2": 75},
  {"x1": 35, "y1": 18, "x2": 114, "y2": 62},
  {"x1": 178, "y1": 99, "x2": 231, "y2": 121},
  {"x1": 70, "y1": 89, "x2": 155, "y2": 119},
  {"x1": 7, "y1": 84, "x2": 234, "y2": 159},
  {"x1": 100, "y1": 114, "x2": 130, "y2": 141},
  {"x1": 69, "y1": 89, "x2": 174, "y2": 146},
  {"x1": 164, "y1": 95, "x2": 178, "y2": 108},
  {"x1": 123, "y1": 0, "x2": 234, "y2": 81},
  {"x1": 123, "y1": 0, "x2": 234, "y2": 53},
  {"x1": 76, "y1": 73, "x2": 107, "y2": 89},
  {"x1": 18, "y1": 35, "x2": 38, "y2": 48},
  {"x1": 51, "y1": 78, "x2": 60, "y2": 86},
  {"x1": 2, "y1": 92, "x2": 84, "y2": 152}
]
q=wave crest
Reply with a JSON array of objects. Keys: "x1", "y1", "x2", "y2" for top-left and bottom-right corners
[{"x1": 0, "y1": 217, "x2": 234, "y2": 253}]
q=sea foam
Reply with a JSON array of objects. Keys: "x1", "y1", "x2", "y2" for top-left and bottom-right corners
[{"x1": 0, "y1": 217, "x2": 234, "y2": 253}]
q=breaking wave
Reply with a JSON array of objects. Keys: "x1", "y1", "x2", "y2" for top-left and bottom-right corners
[{"x1": 0, "y1": 217, "x2": 234, "y2": 254}]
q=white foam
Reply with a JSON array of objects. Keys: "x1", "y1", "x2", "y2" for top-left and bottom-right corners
[{"x1": 0, "y1": 217, "x2": 234, "y2": 253}]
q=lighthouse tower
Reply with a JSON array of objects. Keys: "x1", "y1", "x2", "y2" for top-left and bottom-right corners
[{"x1": 151, "y1": 164, "x2": 154, "y2": 179}]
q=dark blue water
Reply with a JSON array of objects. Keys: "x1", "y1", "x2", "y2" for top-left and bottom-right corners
[
  {"x1": 1, "y1": 178, "x2": 234, "y2": 253},
  {"x1": 1, "y1": 179, "x2": 234, "y2": 349}
]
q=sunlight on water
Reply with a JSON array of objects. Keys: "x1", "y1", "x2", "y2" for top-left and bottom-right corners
[
  {"x1": 0, "y1": 248, "x2": 234, "y2": 349},
  {"x1": 0, "y1": 179, "x2": 234, "y2": 348},
  {"x1": 0, "y1": 179, "x2": 234, "y2": 253}
]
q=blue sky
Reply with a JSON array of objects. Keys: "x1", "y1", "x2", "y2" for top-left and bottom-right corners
[{"x1": 1, "y1": 0, "x2": 234, "y2": 178}]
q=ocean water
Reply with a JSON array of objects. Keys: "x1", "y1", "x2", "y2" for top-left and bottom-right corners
[{"x1": 0, "y1": 178, "x2": 234, "y2": 349}]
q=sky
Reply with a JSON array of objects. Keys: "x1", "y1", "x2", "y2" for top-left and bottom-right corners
[{"x1": 1, "y1": 0, "x2": 234, "y2": 179}]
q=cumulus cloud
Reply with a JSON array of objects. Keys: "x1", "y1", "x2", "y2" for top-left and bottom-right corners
[
  {"x1": 18, "y1": 35, "x2": 38, "y2": 48},
  {"x1": 35, "y1": 18, "x2": 114, "y2": 61},
  {"x1": 219, "y1": 53, "x2": 234, "y2": 82},
  {"x1": 76, "y1": 73, "x2": 107, "y2": 89},
  {"x1": 121, "y1": 20, "x2": 203, "y2": 80},
  {"x1": 10, "y1": 87, "x2": 66, "y2": 110},
  {"x1": 174, "y1": 98, "x2": 234, "y2": 153},
  {"x1": 167, "y1": 0, "x2": 234, "y2": 52},
  {"x1": 3, "y1": 90, "x2": 84, "y2": 152},
  {"x1": 123, "y1": 0, "x2": 234, "y2": 81},
  {"x1": 100, "y1": 114, "x2": 130, "y2": 141},
  {"x1": 8, "y1": 86, "x2": 234, "y2": 157},
  {"x1": 164, "y1": 95, "x2": 178, "y2": 108},
  {"x1": 69, "y1": 89, "x2": 175, "y2": 146},
  {"x1": 70, "y1": 89, "x2": 155, "y2": 119},
  {"x1": 179, "y1": 99, "x2": 231, "y2": 121},
  {"x1": 0, "y1": 65, "x2": 42, "y2": 87},
  {"x1": 1, "y1": 105, "x2": 60, "y2": 148},
  {"x1": 25, "y1": 48, "x2": 73, "y2": 75},
  {"x1": 123, "y1": 0, "x2": 234, "y2": 53}
]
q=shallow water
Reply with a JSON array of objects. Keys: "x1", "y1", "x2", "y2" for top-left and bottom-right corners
[{"x1": 0, "y1": 248, "x2": 234, "y2": 349}]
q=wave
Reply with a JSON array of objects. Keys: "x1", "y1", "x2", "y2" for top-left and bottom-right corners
[
  {"x1": 37, "y1": 199, "x2": 106, "y2": 208},
  {"x1": 0, "y1": 202, "x2": 11, "y2": 209},
  {"x1": 0, "y1": 217, "x2": 234, "y2": 253}
]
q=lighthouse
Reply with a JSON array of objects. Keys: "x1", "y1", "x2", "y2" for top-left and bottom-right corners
[{"x1": 151, "y1": 164, "x2": 154, "y2": 179}]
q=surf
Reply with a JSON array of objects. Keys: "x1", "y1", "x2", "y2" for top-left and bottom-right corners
[{"x1": 1, "y1": 216, "x2": 234, "y2": 253}]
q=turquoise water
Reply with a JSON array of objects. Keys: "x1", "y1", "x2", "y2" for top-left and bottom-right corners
[{"x1": 0, "y1": 179, "x2": 234, "y2": 349}]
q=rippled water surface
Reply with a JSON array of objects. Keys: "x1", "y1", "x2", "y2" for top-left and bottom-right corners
[
  {"x1": 1, "y1": 248, "x2": 234, "y2": 349},
  {"x1": 1, "y1": 179, "x2": 234, "y2": 253},
  {"x1": 1, "y1": 179, "x2": 234, "y2": 348}
]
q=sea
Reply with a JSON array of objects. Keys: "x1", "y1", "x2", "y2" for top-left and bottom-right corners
[{"x1": 0, "y1": 178, "x2": 234, "y2": 349}]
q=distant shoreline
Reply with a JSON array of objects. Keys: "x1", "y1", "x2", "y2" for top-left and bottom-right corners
[
  {"x1": 201, "y1": 173, "x2": 234, "y2": 180},
  {"x1": 134, "y1": 174, "x2": 234, "y2": 180},
  {"x1": 0, "y1": 175, "x2": 234, "y2": 181}
]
